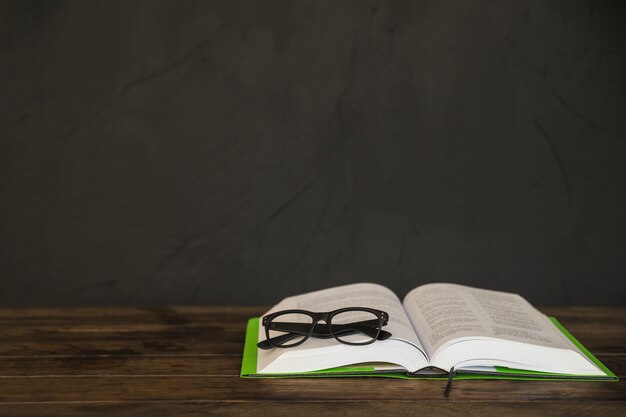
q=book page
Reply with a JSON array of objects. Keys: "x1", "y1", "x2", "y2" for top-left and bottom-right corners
[
  {"x1": 403, "y1": 283, "x2": 573, "y2": 358},
  {"x1": 258, "y1": 283, "x2": 426, "y2": 357}
]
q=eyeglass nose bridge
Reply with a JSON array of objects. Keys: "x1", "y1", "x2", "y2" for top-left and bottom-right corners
[
  {"x1": 309, "y1": 311, "x2": 331, "y2": 321},
  {"x1": 308, "y1": 315, "x2": 328, "y2": 330}
]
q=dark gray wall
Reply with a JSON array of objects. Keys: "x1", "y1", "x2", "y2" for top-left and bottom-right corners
[{"x1": 1, "y1": 0, "x2": 625, "y2": 307}]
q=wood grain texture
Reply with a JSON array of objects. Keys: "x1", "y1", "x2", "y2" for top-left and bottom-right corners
[
  {"x1": 1, "y1": 402, "x2": 625, "y2": 417},
  {"x1": 0, "y1": 306, "x2": 623, "y2": 416}
]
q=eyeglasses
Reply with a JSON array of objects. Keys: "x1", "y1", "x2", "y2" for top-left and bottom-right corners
[{"x1": 257, "y1": 307, "x2": 392, "y2": 350}]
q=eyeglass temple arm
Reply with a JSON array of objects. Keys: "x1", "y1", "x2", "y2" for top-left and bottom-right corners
[{"x1": 257, "y1": 333, "x2": 304, "y2": 350}]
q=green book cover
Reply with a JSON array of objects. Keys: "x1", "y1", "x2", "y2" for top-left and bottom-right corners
[{"x1": 240, "y1": 316, "x2": 617, "y2": 381}]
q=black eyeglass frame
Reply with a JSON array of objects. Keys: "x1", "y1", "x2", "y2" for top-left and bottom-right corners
[{"x1": 260, "y1": 307, "x2": 389, "y2": 349}]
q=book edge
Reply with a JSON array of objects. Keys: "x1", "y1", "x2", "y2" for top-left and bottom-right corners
[{"x1": 240, "y1": 316, "x2": 618, "y2": 381}]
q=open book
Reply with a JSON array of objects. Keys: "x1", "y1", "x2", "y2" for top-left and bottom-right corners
[{"x1": 241, "y1": 283, "x2": 616, "y2": 381}]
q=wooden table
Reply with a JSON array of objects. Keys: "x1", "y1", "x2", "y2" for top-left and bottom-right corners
[{"x1": 0, "y1": 306, "x2": 623, "y2": 416}]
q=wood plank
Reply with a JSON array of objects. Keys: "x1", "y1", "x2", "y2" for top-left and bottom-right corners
[
  {"x1": 540, "y1": 307, "x2": 626, "y2": 354},
  {"x1": 0, "y1": 401, "x2": 625, "y2": 417},
  {"x1": 0, "y1": 307, "x2": 623, "y2": 357},
  {"x1": 0, "y1": 326, "x2": 245, "y2": 356},
  {"x1": 2, "y1": 306, "x2": 622, "y2": 320},
  {"x1": 0, "y1": 306, "x2": 623, "y2": 414},
  {"x1": 0, "y1": 306, "x2": 269, "y2": 326},
  {"x1": 2, "y1": 306, "x2": 623, "y2": 325},
  {"x1": 0, "y1": 355, "x2": 239, "y2": 377},
  {"x1": 0, "y1": 307, "x2": 256, "y2": 356},
  {"x1": 0, "y1": 307, "x2": 264, "y2": 327},
  {"x1": 0, "y1": 306, "x2": 266, "y2": 319},
  {"x1": 598, "y1": 355, "x2": 626, "y2": 377},
  {"x1": 0, "y1": 354, "x2": 624, "y2": 378},
  {"x1": 0, "y1": 376, "x2": 623, "y2": 402}
]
